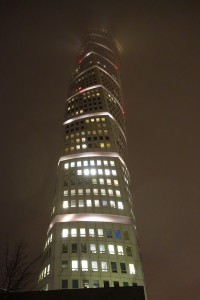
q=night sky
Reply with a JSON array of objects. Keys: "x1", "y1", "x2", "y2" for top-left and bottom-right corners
[{"x1": 1, "y1": 1, "x2": 200, "y2": 299}]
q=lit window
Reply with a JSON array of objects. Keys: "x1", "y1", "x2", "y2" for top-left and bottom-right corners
[
  {"x1": 112, "y1": 170, "x2": 117, "y2": 176},
  {"x1": 115, "y1": 230, "x2": 121, "y2": 239},
  {"x1": 97, "y1": 160, "x2": 101, "y2": 166},
  {"x1": 86, "y1": 200, "x2": 92, "y2": 207},
  {"x1": 105, "y1": 169, "x2": 110, "y2": 176},
  {"x1": 116, "y1": 190, "x2": 121, "y2": 197},
  {"x1": 106, "y1": 179, "x2": 111, "y2": 185},
  {"x1": 94, "y1": 199, "x2": 100, "y2": 207},
  {"x1": 98, "y1": 229, "x2": 103, "y2": 237},
  {"x1": 110, "y1": 201, "x2": 115, "y2": 208},
  {"x1": 72, "y1": 260, "x2": 78, "y2": 271},
  {"x1": 101, "y1": 189, "x2": 106, "y2": 195},
  {"x1": 82, "y1": 144, "x2": 87, "y2": 149},
  {"x1": 71, "y1": 200, "x2": 76, "y2": 207},
  {"x1": 64, "y1": 163, "x2": 69, "y2": 169},
  {"x1": 110, "y1": 161, "x2": 115, "y2": 166},
  {"x1": 106, "y1": 143, "x2": 111, "y2": 148},
  {"x1": 80, "y1": 228, "x2": 86, "y2": 237},
  {"x1": 84, "y1": 169, "x2": 89, "y2": 175},
  {"x1": 117, "y1": 245, "x2": 124, "y2": 255},
  {"x1": 103, "y1": 160, "x2": 108, "y2": 166},
  {"x1": 78, "y1": 189, "x2": 83, "y2": 195},
  {"x1": 118, "y1": 202, "x2": 123, "y2": 209},
  {"x1": 92, "y1": 261, "x2": 98, "y2": 271},
  {"x1": 129, "y1": 263, "x2": 136, "y2": 274},
  {"x1": 76, "y1": 138, "x2": 80, "y2": 143},
  {"x1": 77, "y1": 170, "x2": 82, "y2": 175},
  {"x1": 101, "y1": 262, "x2": 108, "y2": 272},
  {"x1": 90, "y1": 244, "x2": 96, "y2": 253},
  {"x1": 99, "y1": 178, "x2": 104, "y2": 184},
  {"x1": 76, "y1": 145, "x2": 80, "y2": 150},
  {"x1": 90, "y1": 160, "x2": 95, "y2": 166},
  {"x1": 71, "y1": 228, "x2": 77, "y2": 237},
  {"x1": 93, "y1": 189, "x2": 98, "y2": 195},
  {"x1": 92, "y1": 178, "x2": 97, "y2": 184},
  {"x1": 100, "y1": 143, "x2": 105, "y2": 148},
  {"x1": 98, "y1": 169, "x2": 103, "y2": 175},
  {"x1": 91, "y1": 118, "x2": 94, "y2": 122},
  {"x1": 108, "y1": 189, "x2": 113, "y2": 196},
  {"x1": 71, "y1": 162, "x2": 75, "y2": 168},
  {"x1": 114, "y1": 180, "x2": 119, "y2": 186},
  {"x1": 63, "y1": 201, "x2": 68, "y2": 208},
  {"x1": 89, "y1": 228, "x2": 95, "y2": 237},
  {"x1": 47, "y1": 264, "x2": 50, "y2": 275},
  {"x1": 63, "y1": 190, "x2": 68, "y2": 196},
  {"x1": 86, "y1": 189, "x2": 90, "y2": 195},
  {"x1": 102, "y1": 200, "x2": 107, "y2": 206},
  {"x1": 78, "y1": 199, "x2": 84, "y2": 207},
  {"x1": 62, "y1": 229, "x2": 68, "y2": 238},
  {"x1": 108, "y1": 244, "x2": 115, "y2": 254},
  {"x1": 71, "y1": 189, "x2": 76, "y2": 196},
  {"x1": 81, "y1": 137, "x2": 86, "y2": 142},
  {"x1": 83, "y1": 161, "x2": 88, "y2": 166},
  {"x1": 91, "y1": 169, "x2": 96, "y2": 175}
]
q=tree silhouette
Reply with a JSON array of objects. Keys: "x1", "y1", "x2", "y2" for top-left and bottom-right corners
[{"x1": 0, "y1": 240, "x2": 41, "y2": 292}]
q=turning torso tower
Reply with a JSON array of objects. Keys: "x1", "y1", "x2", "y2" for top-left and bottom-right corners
[{"x1": 38, "y1": 29, "x2": 146, "y2": 293}]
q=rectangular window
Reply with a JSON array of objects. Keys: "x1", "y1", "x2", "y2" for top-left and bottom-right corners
[
  {"x1": 72, "y1": 279, "x2": 78, "y2": 288},
  {"x1": 113, "y1": 281, "x2": 119, "y2": 287},
  {"x1": 64, "y1": 163, "x2": 69, "y2": 169},
  {"x1": 63, "y1": 201, "x2": 68, "y2": 208},
  {"x1": 92, "y1": 178, "x2": 97, "y2": 184},
  {"x1": 103, "y1": 160, "x2": 108, "y2": 166},
  {"x1": 78, "y1": 189, "x2": 83, "y2": 195},
  {"x1": 62, "y1": 260, "x2": 68, "y2": 269},
  {"x1": 71, "y1": 228, "x2": 77, "y2": 237},
  {"x1": 120, "y1": 263, "x2": 127, "y2": 273},
  {"x1": 123, "y1": 231, "x2": 129, "y2": 240},
  {"x1": 62, "y1": 279, "x2": 68, "y2": 289},
  {"x1": 89, "y1": 228, "x2": 95, "y2": 237},
  {"x1": 71, "y1": 189, "x2": 76, "y2": 196},
  {"x1": 97, "y1": 160, "x2": 101, "y2": 166},
  {"x1": 117, "y1": 245, "x2": 124, "y2": 255},
  {"x1": 98, "y1": 229, "x2": 103, "y2": 237},
  {"x1": 78, "y1": 199, "x2": 84, "y2": 207},
  {"x1": 99, "y1": 178, "x2": 104, "y2": 184},
  {"x1": 106, "y1": 179, "x2": 111, "y2": 185},
  {"x1": 108, "y1": 189, "x2": 114, "y2": 196},
  {"x1": 62, "y1": 229, "x2": 68, "y2": 238},
  {"x1": 71, "y1": 200, "x2": 76, "y2": 207},
  {"x1": 116, "y1": 190, "x2": 121, "y2": 197},
  {"x1": 86, "y1": 199, "x2": 92, "y2": 207},
  {"x1": 83, "y1": 279, "x2": 89, "y2": 288},
  {"x1": 63, "y1": 190, "x2": 68, "y2": 196},
  {"x1": 98, "y1": 169, "x2": 103, "y2": 175},
  {"x1": 90, "y1": 244, "x2": 96, "y2": 253},
  {"x1": 110, "y1": 161, "x2": 115, "y2": 166},
  {"x1": 111, "y1": 262, "x2": 117, "y2": 273},
  {"x1": 77, "y1": 161, "x2": 82, "y2": 167},
  {"x1": 62, "y1": 243, "x2": 68, "y2": 253},
  {"x1": 101, "y1": 262, "x2": 108, "y2": 272},
  {"x1": 77, "y1": 170, "x2": 82, "y2": 175},
  {"x1": 126, "y1": 246, "x2": 132, "y2": 256},
  {"x1": 86, "y1": 189, "x2": 91, "y2": 195},
  {"x1": 123, "y1": 282, "x2": 129, "y2": 287},
  {"x1": 71, "y1": 162, "x2": 75, "y2": 168},
  {"x1": 99, "y1": 244, "x2": 106, "y2": 253},
  {"x1": 106, "y1": 229, "x2": 112, "y2": 238},
  {"x1": 94, "y1": 199, "x2": 100, "y2": 207},
  {"x1": 112, "y1": 170, "x2": 117, "y2": 176},
  {"x1": 108, "y1": 244, "x2": 115, "y2": 254},
  {"x1": 91, "y1": 169, "x2": 96, "y2": 175},
  {"x1": 114, "y1": 180, "x2": 119, "y2": 186},
  {"x1": 72, "y1": 260, "x2": 78, "y2": 271},
  {"x1": 101, "y1": 189, "x2": 106, "y2": 195},
  {"x1": 81, "y1": 260, "x2": 88, "y2": 271},
  {"x1": 105, "y1": 169, "x2": 110, "y2": 176},
  {"x1": 71, "y1": 243, "x2": 77, "y2": 253},
  {"x1": 90, "y1": 160, "x2": 95, "y2": 166},
  {"x1": 129, "y1": 263, "x2": 136, "y2": 274},
  {"x1": 118, "y1": 202, "x2": 124, "y2": 209},
  {"x1": 80, "y1": 228, "x2": 86, "y2": 237},
  {"x1": 102, "y1": 200, "x2": 107, "y2": 206},
  {"x1": 92, "y1": 261, "x2": 98, "y2": 271},
  {"x1": 110, "y1": 201, "x2": 115, "y2": 208},
  {"x1": 93, "y1": 189, "x2": 98, "y2": 195},
  {"x1": 93, "y1": 280, "x2": 99, "y2": 288},
  {"x1": 83, "y1": 160, "x2": 88, "y2": 166},
  {"x1": 81, "y1": 243, "x2": 87, "y2": 253}
]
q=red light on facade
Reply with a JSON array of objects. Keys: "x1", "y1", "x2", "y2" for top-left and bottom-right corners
[
  {"x1": 78, "y1": 59, "x2": 82, "y2": 64},
  {"x1": 115, "y1": 65, "x2": 119, "y2": 70}
]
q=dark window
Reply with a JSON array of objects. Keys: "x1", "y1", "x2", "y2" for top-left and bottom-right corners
[
  {"x1": 106, "y1": 229, "x2": 112, "y2": 238},
  {"x1": 62, "y1": 243, "x2": 68, "y2": 253},
  {"x1": 62, "y1": 279, "x2": 68, "y2": 289},
  {"x1": 111, "y1": 262, "x2": 117, "y2": 273},
  {"x1": 120, "y1": 263, "x2": 127, "y2": 274},
  {"x1": 71, "y1": 243, "x2": 77, "y2": 253},
  {"x1": 72, "y1": 279, "x2": 78, "y2": 289},
  {"x1": 103, "y1": 281, "x2": 110, "y2": 288},
  {"x1": 113, "y1": 281, "x2": 119, "y2": 287},
  {"x1": 126, "y1": 246, "x2": 132, "y2": 256},
  {"x1": 123, "y1": 282, "x2": 129, "y2": 287},
  {"x1": 81, "y1": 243, "x2": 87, "y2": 253},
  {"x1": 62, "y1": 260, "x2": 68, "y2": 269},
  {"x1": 123, "y1": 231, "x2": 129, "y2": 240}
]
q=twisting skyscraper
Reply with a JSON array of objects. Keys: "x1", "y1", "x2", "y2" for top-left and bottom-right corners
[{"x1": 38, "y1": 29, "x2": 146, "y2": 293}]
